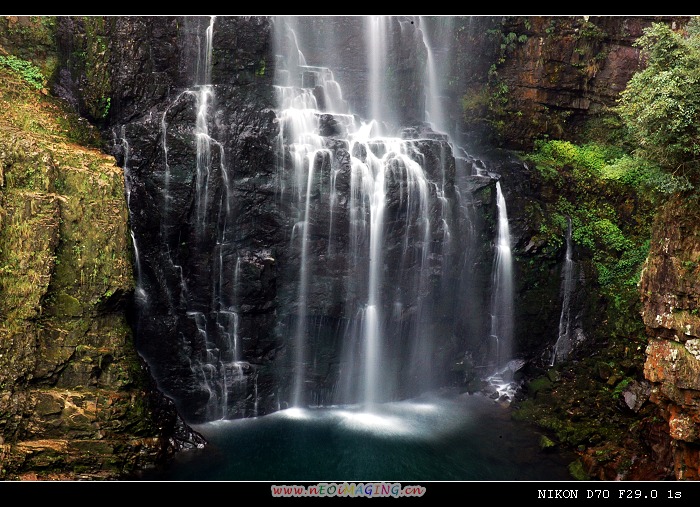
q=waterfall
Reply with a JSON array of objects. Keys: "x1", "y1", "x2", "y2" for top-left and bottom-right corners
[
  {"x1": 122, "y1": 16, "x2": 526, "y2": 422},
  {"x1": 418, "y1": 19, "x2": 498, "y2": 392},
  {"x1": 552, "y1": 216, "x2": 575, "y2": 365},
  {"x1": 419, "y1": 16, "x2": 454, "y2": 140},
  {"x1": 273, "y1": 16, "x2": 459, "y2": 409},
  {"x1": 491, "y1": 181, "x2": 514, "y2": 368},
  {"x1": 184, "y1": 15, "x2": 239, "y2": 421},
  {"x1": 129, "y1": 16, "x2": 255, "y2": 421},
  {"x1": 485, "y1": 180, "x2": 517, "y2": 399},
  {"x1": 118, "y1": 128, "x2": 148, "y2": 307},
  {"x1": 290, "y1": 148, "x2": 328, "y2": 407},
  {"x1": 367, "y1": 16, "x2": 389, "y2": 134},
  {"x1": 362, "y1": 134, "x2": 387, "y2": 406}
]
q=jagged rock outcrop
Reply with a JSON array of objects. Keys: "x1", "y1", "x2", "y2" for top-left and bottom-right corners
[
  {"x1": 0, "y1": 61, "x2": 203, "y2": 480},
  {"x1": 641, "y1": 194, "x2": 700, "y2": 480}
]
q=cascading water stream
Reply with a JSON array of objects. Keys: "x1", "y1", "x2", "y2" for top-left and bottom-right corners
[
  {"x1": 485, "y1": 180, "x2": 517, "y2": 399},
  {"x1": 274, "y1": 16, "x2": 454, "y2": 409},
  {"x1": 129, "y1": 16, "x2": 253, "y2": 421},
  {"x1": 490, "y1": 181, "x2": 514, "y2": 367},
  {"x1": 363, "y1": 139, "x2": 386, "y2": 406},
  {"x1": 187, "y1": 16, "x2": 239, "y2": 421},
  {"x1": 551, "y1": 216, "x2": 575, "y2": 365},
  {"x1": 420, "y1": 16, "x2": 452, "y2": 140},
  {"x1": 418, "y1": 18, "x2": 487, "y2": 362},
  {"x1": 119, "y1": 128, "x2": 148, "y2": 307},
  {"x1": 367, "y1": 16, "x2": 388, "y2": 134}
]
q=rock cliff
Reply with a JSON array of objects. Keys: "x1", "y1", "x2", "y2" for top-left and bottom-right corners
[
  {"x1": 641, "y1": 194, "x2": 700, "y2": 479},
  {"x1": 442, "y1": 16, "x2": 690, "y2": 153},
  {"x1": 0, "y1": 17, "x2": 203, "y2": 480}
]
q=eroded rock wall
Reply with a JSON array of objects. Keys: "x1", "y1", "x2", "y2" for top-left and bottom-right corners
[
  {"x1": 641, "y1": 195, "x2": 700, "y2": 480},
  {"x1": 0, "y1": 58, "x2": 202, "y2": 480}
]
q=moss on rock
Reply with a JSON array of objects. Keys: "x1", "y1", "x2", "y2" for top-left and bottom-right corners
[{"x1": 0, "y1": 61, "x2": 200, "y2": 480}]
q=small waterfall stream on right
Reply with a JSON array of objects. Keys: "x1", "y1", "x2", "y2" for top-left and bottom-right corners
[{"x1": 551, "y1": 216, "x2": 576, "y2": 365}]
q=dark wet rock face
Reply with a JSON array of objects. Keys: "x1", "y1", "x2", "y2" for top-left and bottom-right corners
[{"x1": 102, "y1": 16, "x2": 282, "y2": 423}]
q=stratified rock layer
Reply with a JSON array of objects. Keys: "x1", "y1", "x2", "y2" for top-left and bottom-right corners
[{"x1": 641, "y1": 194, "x2": 700, "y2": 480}]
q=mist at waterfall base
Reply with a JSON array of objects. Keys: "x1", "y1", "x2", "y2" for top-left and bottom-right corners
[
  {"x1": 126, "y1": 17, "x2": 578, "y2": 483},
  {"x1": 139, "y1": 390, "x2": 575, "y2": 481}
]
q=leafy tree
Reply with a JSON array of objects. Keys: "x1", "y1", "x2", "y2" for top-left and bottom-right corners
[{"x1": 616, "y1": 18, "x2": 700, "y2": 188}]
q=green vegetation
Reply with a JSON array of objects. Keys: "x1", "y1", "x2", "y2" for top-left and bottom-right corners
[
  {"x1": 0, "y1": 55, "x2": 165, "y2": 479},
  {"x1": 460, "y1": 23, "x2": 531, "y2": 144},
  {"x1": 256, "y1": 58, "x2": 266, "y2": 77},
  {"x1": 616, "y1": 18, "x2": 700, "y2": 188},
  {"x1": 514, "y1": 18, "x2": 700, "y2": 480},
  {"x1": 0, "y1": 16, "x2": 58, "y2": 81},
  {"x1": 63, "y1": 16, "x2": 113, "y2": 123},
  {"x1": 0, "y1": 54, "x2": 45, "y2": 89},
  {"x1": 523, "y1": 139, "x2": 656, "y2": 334}
]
